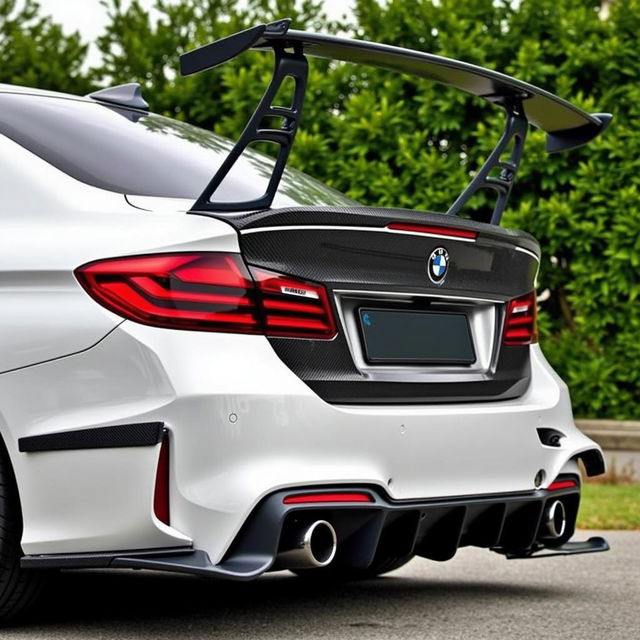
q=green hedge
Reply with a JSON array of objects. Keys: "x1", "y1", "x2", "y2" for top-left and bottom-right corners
[{"x1": 2, "y1": 0, "x2": 639, "y2": 417}]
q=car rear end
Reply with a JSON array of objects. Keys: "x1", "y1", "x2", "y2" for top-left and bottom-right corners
[
  {"x1": 0, "y1": 21, "x2": 616, "y2": 624},
  {"x1": 0, "y1": 86, "x2": 606, "y2": 583},
  {"x1": 58, "y1": 204, "x2": 604, "y2": 575}
]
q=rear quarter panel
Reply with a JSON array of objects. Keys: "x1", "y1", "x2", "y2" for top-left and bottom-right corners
[{"x1": 0, "y1": 133, "x2": 239, "y2": 374}]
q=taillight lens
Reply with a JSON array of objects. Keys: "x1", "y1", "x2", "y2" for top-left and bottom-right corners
[
  {"x1": 503, "y1": 291, "x2": 538, "y2": 345},
  {"x1": 250, "y1": 267, "x2": 337, "y2": 339},
  {"x1": 75, "y1": 252, "x2": 336, "y2": 339},
  {"x1": 76, "y1": 253, "x2": 260, "y2": 333}
]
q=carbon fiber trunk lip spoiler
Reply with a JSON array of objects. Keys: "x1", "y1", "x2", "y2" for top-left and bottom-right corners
[{"x1": 180, "y1": 19, "x2": 612, "y2": 223}]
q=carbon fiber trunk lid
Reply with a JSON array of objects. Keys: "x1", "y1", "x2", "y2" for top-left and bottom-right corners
[{"x1": 201, "y1": 206, "x2": 540, "y2": 404}]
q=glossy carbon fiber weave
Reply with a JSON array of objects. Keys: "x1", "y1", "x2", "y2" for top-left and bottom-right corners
[
  {"x1": 238, "y1": 215, "x2": 537, "y2": 404},
  {"x1": 202, "y1": 205, "x2": 540, "y2": 257},
  {"x1": 241, "y1": 227, "x2": 537, "y2": 297}
]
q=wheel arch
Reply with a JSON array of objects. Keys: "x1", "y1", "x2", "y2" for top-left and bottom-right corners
[
  {"x1": 573, "y1": 448, "x2": 606, "y2": 477},
  {"x1": 0, "y1": 421, "x2": 27, "y2": 547}
]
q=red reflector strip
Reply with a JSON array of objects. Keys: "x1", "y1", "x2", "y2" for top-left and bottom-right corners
[
  {"x1": 547, "y1": 480, "x2": 578, "y2": 491},
  {"x1": 387, "y1": 223, "x2": 478, "y2": 239},
  {"x1": 154, "y1": 434, "x2": 170, "y2": 525},
  {"x1": 283, "y1": 492, "x2": 374, "y2": 504}
]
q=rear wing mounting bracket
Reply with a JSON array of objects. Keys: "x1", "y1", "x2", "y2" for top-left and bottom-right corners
[
  {"x1": 447, "y1": 98, "x2": 528, "y2": 225},
  {"x1": 190, "y1": 25, "x2": 307, "y2": 212}
]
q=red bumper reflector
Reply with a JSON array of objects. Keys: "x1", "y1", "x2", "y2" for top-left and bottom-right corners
[
  {"x1": 154, "y1": 434, "x2": 170, "y2": 525},
  {"x1": 283, "y1": 492, "x2": 374, "y2": 504},
  {"x1": 386, "y1": 222, "x2": 478, "y2": 239},
  {"x1": 547, "y1": 480, "x2": 578, "y2": 491}
]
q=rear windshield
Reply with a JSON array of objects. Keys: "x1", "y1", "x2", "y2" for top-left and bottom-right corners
[{"x1": 0, "y1": 92, "x2": 354, "y2": 206}]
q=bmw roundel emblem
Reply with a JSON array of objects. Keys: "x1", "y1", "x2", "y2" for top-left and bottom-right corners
[{"x1": 428, "y1": 247, "x2": 449, "y2": 284}]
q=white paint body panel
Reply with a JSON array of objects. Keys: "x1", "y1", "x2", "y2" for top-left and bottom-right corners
[
  {"x1": 0, "y1": 86, "x2": 602, "y2": 567},
  {"x1": 0, "y1": 133, "x2": 238, "y2": 373},
  {"x1": 2, "y1": 315, "x2": 598, "y2": 562}
]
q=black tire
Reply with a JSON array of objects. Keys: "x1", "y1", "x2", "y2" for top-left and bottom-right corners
[
  {"x1": 293, "y1": 554, "x2": 414, "y2": 581},
  {"x1": 0, "y1": 441, "x2": 45, "y2": 624}
]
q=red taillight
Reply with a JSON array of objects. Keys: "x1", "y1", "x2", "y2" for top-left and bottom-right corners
[
  {"x1": 250, "y1": 268, "x2": 337, "y2": 339},
  {"x1": 503, "y1": 291, "x2": 538, "y2": 346},
  {"x1": 283, "y1": 492, "x2": 374, "y2": 504},
  {"x1": 75, "y1": 253, "x2": 336, "y2": 339},
  {"x1": 75, "y1": 253, "x2": 259, "y2": 333},
  {"x1": 154, "y1": 434, "x2": 170, "y2": 525},
  {"x1": 386, "y1": 222, "x2": 478, "y2": 240},
  {"x1": 547, "y1": 479, "x2": 578, "y2": 491}
]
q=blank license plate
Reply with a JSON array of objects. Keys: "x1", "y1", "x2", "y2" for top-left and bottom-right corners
[{"x1": 359, "y1": 308, "x2": 476, "y2": 364}]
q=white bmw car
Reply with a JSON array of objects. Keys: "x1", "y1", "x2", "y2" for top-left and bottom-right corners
[{"x1": 0, "y1": 21, "x2": 611, "y2": 622}]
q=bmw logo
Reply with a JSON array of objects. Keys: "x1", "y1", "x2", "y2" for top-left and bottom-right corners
[{"x1": 428, "y1": 247, "x2": 449, "y2": 284}]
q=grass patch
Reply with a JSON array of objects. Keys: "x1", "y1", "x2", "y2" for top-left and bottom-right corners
[{"x1": 577, "y1": 483, "x2": 640, "y2": 530}]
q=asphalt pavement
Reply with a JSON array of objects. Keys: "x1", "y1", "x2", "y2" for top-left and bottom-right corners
[{"x1": 4, "y1": 530, "x2": 638, "y2": 640}]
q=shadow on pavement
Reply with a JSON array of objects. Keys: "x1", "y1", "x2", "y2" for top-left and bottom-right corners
[{"x1": 16, "y1": 566, "x2": 568, "y2": 634}]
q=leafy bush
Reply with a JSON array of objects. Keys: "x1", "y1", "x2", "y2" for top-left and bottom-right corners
[
  {"x1": 0, "y1": 0, "x2": 91, "y2": 94},
  {"x1": 3, "y1": 0, "x2": 639, "y2": 417}
]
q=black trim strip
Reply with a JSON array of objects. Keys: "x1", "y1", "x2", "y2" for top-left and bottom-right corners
[
  {"x1": 21, "y1": 546, "x2": 192, "y2": 570},
  {"x1": 18, "y1": 422, "x2": 165, "y2": 453}
]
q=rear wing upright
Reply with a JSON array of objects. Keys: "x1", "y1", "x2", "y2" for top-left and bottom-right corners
[{"x1": 180, "y1": 19, "x2": 611, "y2": 224}]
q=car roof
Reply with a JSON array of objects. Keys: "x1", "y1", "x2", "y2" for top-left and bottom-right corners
[{"x1": 0, "y1": 82, "x2": 98, "y2": 102}]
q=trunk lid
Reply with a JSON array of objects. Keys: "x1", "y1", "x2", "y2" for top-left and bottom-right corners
[{"x1": 220, "y1": 206, "x2": 539, "y2": 404}]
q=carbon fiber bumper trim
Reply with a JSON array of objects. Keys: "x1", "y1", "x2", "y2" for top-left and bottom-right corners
[{"x1": 18, "y1": 422, "x2": 165, "y2": 453}]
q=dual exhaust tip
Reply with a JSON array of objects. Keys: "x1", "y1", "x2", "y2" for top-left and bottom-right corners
[
  {"x1": 277, "y1": 520, "x2": 337, "y2": 569},
  {"x1": 542, "y1": 499, "x2": 567, "y2": 540}
]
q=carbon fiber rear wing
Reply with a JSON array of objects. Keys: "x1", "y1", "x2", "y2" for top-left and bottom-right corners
[{"x1": 180, "y1": 19, "x2": 611, "y2": 223}]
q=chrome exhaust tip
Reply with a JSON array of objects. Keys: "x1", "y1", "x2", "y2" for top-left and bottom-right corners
[
  {"x1": 543, "y1": 499, "x2": 567, "y2": 539},
  {"x1": 277, "y1": 520, "x2": 337, "y2": 569}
]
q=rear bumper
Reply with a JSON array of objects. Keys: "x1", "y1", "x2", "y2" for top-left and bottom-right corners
[
  {"x1": 4, "y1": 322, "x2": 604, "y2": 564},
  {"x1": 22, "y1": 482, "x2": 608, "y2": 577}
]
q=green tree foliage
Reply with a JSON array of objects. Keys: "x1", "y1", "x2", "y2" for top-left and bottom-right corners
[
  {"x1": 0, "y1": 0, "x2": 91, "y2": 93},
  {"x1": 2, "y1": 0, "x2": 639, "y2": 417}
]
